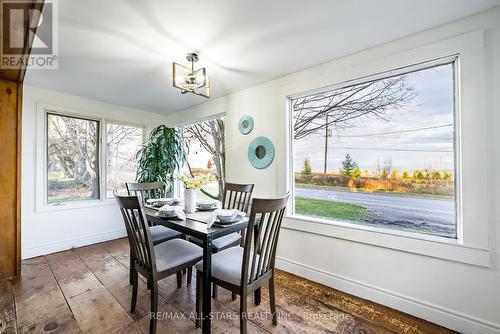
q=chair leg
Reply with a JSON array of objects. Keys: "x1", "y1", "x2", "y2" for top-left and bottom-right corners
[
  {"x1": 131, "y1": 268, "x2": 138, "y2": 313},
  {"x1": 129, "y1": 254, "x2": 133, "y2": 285},
  {"x1": 176, "y1": 272, "x2": 182, "y2": 288},
  {"x1": 254, "y1": 288, "x2": 261, "y2": 306},
  {"x1": 212, "y1": 283, "x2": 218, "y2": 299},
  {"x1": 240, "y1": 291, "x2": 248, "y2": 334},
  {"x1": 150, "y1": 281, "x2": 158, "y2": 334},
  {"x1": 187, "y1": 267, "x2": 192, "y2": 284},
  {"x1": 195, "y1": 270, "x2": 202, "y2": 328},
  {"x1": 269, "y1": 276, "x2": 277, "y2": 326}
]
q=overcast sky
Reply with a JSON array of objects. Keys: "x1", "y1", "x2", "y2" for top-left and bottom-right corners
[{"x1": 293, "y1": 63, "x2": 455, "y2": 174}]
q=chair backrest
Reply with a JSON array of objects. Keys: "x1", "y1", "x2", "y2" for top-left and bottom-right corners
[
  {"x1": 241, "y1": 193, "x2": 290, "y2": 287},
  {"x1": 222, "y1": 183, "x2": 254, "y2": 213},
  {"x1": 126, "y1": 182, "x2": 166, "y2": 203},
  {"x1": 114, "y1": 193, "x2": 156, "y2": 276}
]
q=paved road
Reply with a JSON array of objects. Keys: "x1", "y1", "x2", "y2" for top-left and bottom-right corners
[{"x1": 295, "y1": 187, "x2": 456, "y2": 237}]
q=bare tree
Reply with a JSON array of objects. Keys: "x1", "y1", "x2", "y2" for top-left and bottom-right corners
[
  {"x1": 48, "y1": 115, "x2": 100, "y2": 197},
  {"x1": 292, "y1": 75, "x2": 416, "y2": 140},
  {"x1": 183, "y1": 118, "x2": 225, "y2": 200},
  {"x1": 48, "y1": 116, "x2": 139, "y2": 199},
  {"x1": 376, "y1": 158, "x2": 393, "y2": 179}
]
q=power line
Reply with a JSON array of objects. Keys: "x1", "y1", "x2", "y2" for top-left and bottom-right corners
[
  {"x1": 325, "y1": 124, "x2": 454, "y2": 138},
  {"x1": 334, "y1": 136, "x2": 453, "y2": 140},
  {"x1": 296, "y1": 146, "x2": 453, "y2": 153}
]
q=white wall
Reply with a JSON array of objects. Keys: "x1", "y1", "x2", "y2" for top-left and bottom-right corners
[
  {"x1": 21, "y1": 86, "x2": 168, "y2": 259},
  {"x1": 167, "y1": 8, "x2": 500, "y2": 334}
]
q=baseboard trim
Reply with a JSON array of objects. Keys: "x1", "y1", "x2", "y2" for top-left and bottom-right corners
[
  {"x1": 22, "y1": 229, "x2": 127, "y2": 259},
  {"x1": 275, "y1": 256, "x2": 500, "y2": 334}
]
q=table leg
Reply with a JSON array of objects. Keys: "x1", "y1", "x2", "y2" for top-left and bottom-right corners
[
  {"x1": 254, "y1": 287, "x2": 261, "y2": 305},
  {"x1": 202, "y1": 236, "x2": 213, "y2": 334}
]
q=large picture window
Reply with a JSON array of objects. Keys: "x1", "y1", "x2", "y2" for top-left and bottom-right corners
[{"x1": 290, "y1": 59, "x2": 457, "y2": 239}]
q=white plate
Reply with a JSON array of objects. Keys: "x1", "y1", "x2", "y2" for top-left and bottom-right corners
[{"x1": 213, "y1": 221, "x2": 237, "y2": 227}]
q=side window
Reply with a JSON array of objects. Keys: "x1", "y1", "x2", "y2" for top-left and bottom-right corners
[
  {"x1": 105, "y1": 123, "x2": 143, "y2": 198},
  {"x1": 47, "y1": 113, "x2": 100, "y2": 204}
]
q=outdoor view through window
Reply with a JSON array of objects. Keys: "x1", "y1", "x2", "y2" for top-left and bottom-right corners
[
  {"x1": 47, "y1": 114, "x2": 144, "y2": 203},
  {"x1": 106, "y1": 124, "x2": 143, "y2": 197},
  {"x1": 182, "y1": 118, "x2": 224, "y2": 201},
  {"x1": 292, "y1": 61, "x2": 457, "y2": 238},
  {"x1": 47, "y1": 113, "x2": 100, "y2": 203}
]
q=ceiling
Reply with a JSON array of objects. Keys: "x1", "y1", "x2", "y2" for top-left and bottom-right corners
[{"x1": 25, "y1": 0, "x2": 500, "y2": 114}]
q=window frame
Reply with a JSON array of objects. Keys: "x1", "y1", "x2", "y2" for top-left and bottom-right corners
[
  {"x1": 287, "y1": 56, "x2": 461, "y2": 241},
  {"x1": 46, "y1": 112, "x2": 102, "y2": 204},
  {"x1": 279, "y1": 31, "x2": 490, "y2": 267},
  {"x1": 36, "y1": 104, "x2": 145, "y2": 211},
  {"x1": 174, "y1": 114, "x2": 226, "y2": 199}
]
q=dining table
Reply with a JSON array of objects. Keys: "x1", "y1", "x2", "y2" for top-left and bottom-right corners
[{"x1": 145, "y1": 207, "x2": 249, "y2": 334}]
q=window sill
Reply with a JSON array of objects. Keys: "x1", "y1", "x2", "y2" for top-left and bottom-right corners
[
  {"x1": 36, "y1": 199, "x2": 117, "y2": 213},
  {"x1": 283, "y1": 214, "x2": 490, "y2": 267}
]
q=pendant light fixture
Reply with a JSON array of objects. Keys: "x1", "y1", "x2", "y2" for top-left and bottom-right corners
[{"x1": 172, "y1": 52, "x2": 210, "y2": 98}]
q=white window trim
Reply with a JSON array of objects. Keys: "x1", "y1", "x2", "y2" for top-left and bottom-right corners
[
  {"x1": 279, "y1": 31, "x2": 490, "y2": 267},
  {"x1": 35, "y1": 103, "x2": 145, "y2": 212}
]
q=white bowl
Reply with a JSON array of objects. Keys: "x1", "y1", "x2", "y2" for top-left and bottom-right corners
[
  {"x1": 197, "y1": 201, "x2": 217, "y2": 209},
  {"x1": 217, "y1": 212, "x2": 238, "y2": 223},
  {"x1": 156, "y1": 210, "x2": 177, "y2": 218}
]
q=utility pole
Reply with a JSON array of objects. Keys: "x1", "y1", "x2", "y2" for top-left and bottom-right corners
[{"x1": 323, "y1": 114, "x2": 329, "y2": 177}]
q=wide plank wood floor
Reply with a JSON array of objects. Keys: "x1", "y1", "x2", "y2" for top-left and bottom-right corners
[{"x1": 0, "y1": 238, "x2": 454, "y2": 334}]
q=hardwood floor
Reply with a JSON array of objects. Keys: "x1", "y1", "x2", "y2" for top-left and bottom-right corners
[{"x1": 0, "y1": 238, "x2": 454, "y2": 334}]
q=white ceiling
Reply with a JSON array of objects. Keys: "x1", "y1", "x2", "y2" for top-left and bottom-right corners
[{"x1": 25, "y1": 0, "x2": 500, "y2": 114}]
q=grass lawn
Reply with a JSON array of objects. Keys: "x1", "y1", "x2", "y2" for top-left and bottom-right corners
[{"x1": 295, "y1": 196, "x2": 370, "y2": 221}]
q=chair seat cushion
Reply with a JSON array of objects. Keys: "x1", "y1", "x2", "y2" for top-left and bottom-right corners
[
  {"x1": 155, "y1": 239, "x2": 203, "y2": 273},
  {"x1": 150, "y1": 225, "x2": 182, "y2": 245},
  {"x1": 189, "y1": 233, "x2": 241, "y2": 251},
  {"x1": 195, "y1": 247, "x2": 259, "y2": 286},
  {"x1": 213, "y1": 233, "x2": 241, "y2": 250}
]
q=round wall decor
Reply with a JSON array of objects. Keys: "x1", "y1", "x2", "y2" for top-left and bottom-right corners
[
  {"x1": 248, "y1": 136, "x2": 275, "y2": 169},
  {"x1": 238, "y1": 115, "x2": 254, "y2": 135}
]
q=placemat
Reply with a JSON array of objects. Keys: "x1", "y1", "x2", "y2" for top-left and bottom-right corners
[{"x1": 186, "y1": 211, "x2": 212, "y2": 223}]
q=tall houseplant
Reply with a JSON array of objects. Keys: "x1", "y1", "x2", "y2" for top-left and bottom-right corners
[{"x1": 136, "y1": 125, "x2": 186, "y2": 191}]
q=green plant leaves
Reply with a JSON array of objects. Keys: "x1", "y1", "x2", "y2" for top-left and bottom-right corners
[{"x1": 135, "y1": 125, "x2": 186, "y2": 190}]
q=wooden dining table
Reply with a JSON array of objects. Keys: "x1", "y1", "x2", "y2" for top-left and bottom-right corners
[{"x1": 145, "y1": 208, "x2": 249, "y2": 334}]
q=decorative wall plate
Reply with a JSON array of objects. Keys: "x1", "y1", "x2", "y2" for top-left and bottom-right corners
[
  {"x1": 248, "y1": 136, "x2": 275, "y2": 169},
  {"x1": 238, "y1": 115, "x2": 254, "y2": 135}
]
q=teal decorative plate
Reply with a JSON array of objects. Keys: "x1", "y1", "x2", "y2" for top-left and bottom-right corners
[
  {"x1": 248, "y1": 136, "x2": 275, "y2": 169},
  {"x1": 238, "y1": 115, "x2": 254, "y2": 135}
]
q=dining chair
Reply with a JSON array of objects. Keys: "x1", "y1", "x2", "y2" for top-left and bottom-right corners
[
  {"x1": 125, "y1": 182, "x2": 183, "y2": 285},
  {"x1": 126, "y1": 181, "x2": 167, "y2": 203},
  {"x1": 189, "y1": 182, "x2": 254, "y2": 297},
  {"x1": 115, "y1": 193, "x2": 203, "y2": 334},
  {"x1": 218, "y1": 183, "x2": 255, "y2": 248},
  {"x1": 195, "y1": 194, "x2": 290, "y2": 334}
]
